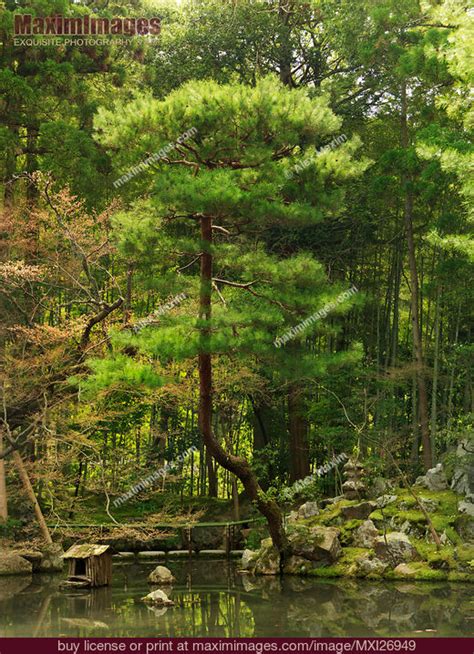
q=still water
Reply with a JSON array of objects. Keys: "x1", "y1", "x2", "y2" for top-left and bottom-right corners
[{"x1": 0, "y1": 559, "x2": 472, "y2": 637}]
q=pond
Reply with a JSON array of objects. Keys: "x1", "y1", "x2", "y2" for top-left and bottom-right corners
[{"x1": 0, "y1": 559, "x2": 472, "y2": 637}]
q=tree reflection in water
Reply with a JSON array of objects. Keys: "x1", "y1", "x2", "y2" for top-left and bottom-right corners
[{"x1": 0, "y1": 560, "x2": 471, "y2": 637}]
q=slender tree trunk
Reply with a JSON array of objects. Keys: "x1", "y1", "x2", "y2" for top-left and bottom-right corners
[
  {"x1": 198, "y1": 214, "x2": 289, "y2": 557},
  {"x1": 430, "y1": 283, "x2": 441, "y2": 462},
  {"x1": 278, "y1": 1, "x2": 293, "y2": 86},
  {"x1": 288, "y1": 383, "x2": 310, "y2": 482},
  {"x1": 0, "y1": 431, "x2": 8, "y2": 522},
  {"x1": 12, "y1": 450, "x2": 52, "y2": 543},
  {"x1": 206, "y1": 449, "x2": 218, "y2": 497},
  {"x1": 401, "y1": 82, "x2": 432, "y2": 471}
]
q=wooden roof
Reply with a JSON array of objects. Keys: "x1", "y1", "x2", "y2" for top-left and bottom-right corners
[{"x1": 63, "y1": 544, "x2": 111, "y2": 559}]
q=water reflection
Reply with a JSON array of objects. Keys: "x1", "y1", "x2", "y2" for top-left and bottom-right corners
[{"x1": 0, "y1": 560, "x2": 472, "y2": 637}]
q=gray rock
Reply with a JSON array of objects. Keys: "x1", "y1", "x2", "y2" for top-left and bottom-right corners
[
  {"x1": 454, "y1": 512, "x2": 474, "y2": 541},
  {"x1": 320, "y1": 495, "x2": 344, "y2": 508},
  {"x1": 0, "y1": 552, "x2": 33, "y2": 576},
  {"x1": 341, "y1": 501, "x2": 376, "y2": 521},
  {"x1": 450, "y1": 439, "x2": 474, "y2": 501},
  {"x1": 14, "y1": 550, "x2": 43, "y2": 572},
  {"x1": 289, "y1": 526, "x2": 341, "y2": 564},
  {"x1": 393, "y1": 563, "x2": 418, "y2": 578},
  {"x1": 283, "y1": 555, "x2": 312, "y2": 575},
  {"x1": 241, "y1": 549, "x2": 258, "y2": 571},
  {"x1": 353, "y1": 520, "x2": 379, "y2": 548},
  {"x1": 415, "y1": 463, "x2": 448, "y2": 491},
  {"x1": 376, "y1": 494, "x2": 397, "y2": 508},
  {"x1": 39, "y1": 543, "x2": 64, "y2": 572},
  {"x1": 253, "y1": 539, "x2": 280, "y2": 575},
  {"x1": 355, "y1": 555, "x2": 387, "y2": 577},
  {"x1": 369, "y1": 477, "x2": 392, "y2": 498},
  {"x1": 374, "y1": 532, "x2": 420, "y2": 566},
  {"x1": 148, "y1": 565, "x2": 175, "y2": 585},
  {"x1": 458, "y1": 500, "x2": 474, "y2": 517},
  {"x1": 141, "y1": 589, "x2": 174, "y2": 606},
  {"x1": 420, "y1": 497, "x2": 439, "y2": 512},
  {"x1": 297, "y1": 501, "x2": 319, "y2": 519}
]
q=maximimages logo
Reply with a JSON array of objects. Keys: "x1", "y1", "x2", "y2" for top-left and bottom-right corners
[{"x1": 14, "y1": 14, "x2": 161, "y2": 45}]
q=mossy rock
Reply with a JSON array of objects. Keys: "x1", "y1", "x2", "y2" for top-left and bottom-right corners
[
  {"x1": 307, "y1": 547, "x2": 370, "y2": 579},
  {"x1": 388, "y1": 561, "x2": 448, "y2": 581},
  {"x1": 339, "y1": 519, "x2": 364, "y2": 546}
]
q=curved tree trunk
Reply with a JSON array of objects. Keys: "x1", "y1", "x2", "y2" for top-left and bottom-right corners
[{"x1": 198, "y1": 214, "x2": 289, "y2": 557}]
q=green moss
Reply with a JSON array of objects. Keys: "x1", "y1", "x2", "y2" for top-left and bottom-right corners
[
  {"x1": 397, "y1": 510, "x2": 426, "y2": 523},
  {"x1": 307, "y1": 547, "x2": 370, "y2": 579},
  {"x1": 448, "y1": 571, "x2": 472, "y2": 582},
  {"x1": 387, "y1": 562, "x2": 448, "y2": 581},
  {"x1": 369, "y1": 510, "x2": 384, "y2": 522},
  {"x1": 456, "y1": 543, "x2": 474, "y2": 563},
  {"x1": 339, "y1": 519, "x2": 364, "y2": 545}
]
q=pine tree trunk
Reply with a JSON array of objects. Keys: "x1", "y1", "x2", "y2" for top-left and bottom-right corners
[
  {"x1": 12, "y1": 450, "x2": 52, "y2": 543},
  {"x1": 0, "y1": 431, "x2": 8, "y2": 522},
  {"x1": 198, "y1": 214, "x2": 289, "y2": 557},
  {"x1": 401, "y1": 82, "x2": 432, "y2": 471},
  {"x1": 288, "y1": 383, "x2": 310, "y2": 482}
]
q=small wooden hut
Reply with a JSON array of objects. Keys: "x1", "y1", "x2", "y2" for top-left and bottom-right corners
[{"x1": 61, "y1": 544, "x2": 112, "y2": 589}]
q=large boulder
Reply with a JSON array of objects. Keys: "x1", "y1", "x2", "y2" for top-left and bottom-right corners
[
  {"x1": 341, "y1": 501, "x2": 376, "y2": 521},
  {"x1": 253, "y1": 538, "x2": 280, "y2": 575},
  {"x1": 374, "y1": 532, "x2": 420, "y2": 566},
  {"x1": 415, "y1": 463, "x2": 448, "y2": 491},
  {"x1": 393, "y1": 563, "x2": 419, "y2": 578},
  {"x1": 148, "y1": 565, "x2": 175, "y2": 585},
  {"x1": 141, "y1": 589, "x2": 174, "y2": 606},
  {"x1": 241, "y1": 549, "x2": 258, "y2": 571},
  {"x1": 0, "y1": 552, "x2": 33, "y2": 576},
  {"x1": 39, "y1": 543, "x2": 64, "y2": 572},
  {"x1": 297, "y1": 501, "x2": 319, "y2": 519},
  {"x1": 353, "y1": 520, "x2": 379, "y2": 548},
  {"x1": 14, "y1": 549, "x2": 43, "y2": 572},
  {"x1": 355, "y1": 555, "x2": 387, "y2": 577},
  {"x1": 283, "y1": 555, "x2": 312, "y2": 575},
  {"x1": 451, "y1": 439, "x2": 474, "y2": 501},
  {"x1": 289, "y1": 526, "x2": 341, "y2": 564}
]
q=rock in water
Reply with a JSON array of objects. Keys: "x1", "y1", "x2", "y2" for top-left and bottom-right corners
[
  {"x1": 241, "y1": 549, "x2": 258, "y2": 571},
  {"x1": 0, "y1": 552, "x2": 33, "y2": 576},
  {"x1": 253, "y1": 539, "x2": 280, "y2": 575},
  {"x1": 415, "y1": 463, "x2": 448, "y2": 491},
  {"x1": 39, "y1": 543, "x2": 64, "y2": 572},
  {"x1": 374, "y1": 532, "x2": 420, "y2": 566},
  {"x1": 393, "y1": 563, "x2": 418, "y2": 578},
  {"x1": 353, "y1": 520, "x2": 379, "y2": 548},
  {"x1": 142, "y1": 589, "x2": 174, "y2": 606},
  {"x1": 355, "y1": 555, "x2": 387, "y2": 577},
  {"x1": 14, "y1": 550, "x2": 43, "y2": 572},
  {"x1": 148, "y1": 565, "x2": 175, "y2": 585}
]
